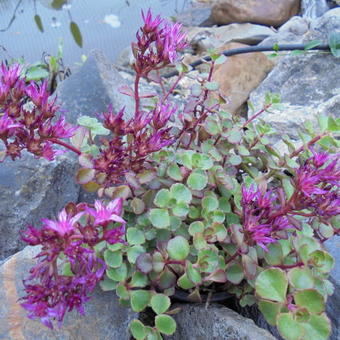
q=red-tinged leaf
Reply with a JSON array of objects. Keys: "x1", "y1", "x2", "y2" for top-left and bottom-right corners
[
  {"x1": 78, "y1": 154, "x2": 94, "y2": 168},
  {"x1": 136, "y1": 253, "x2": 153, "y2": 274},
  {"x1": 118, "y1": 84, "x2": 135, "y2": 97},
  {"x1": 204, "y1": 269, "x2": 227, "y2": 283},
  {"x1": 242, "y1": 254, "x2": 257, "y2": 280},
  {"x1": 76, "y1": 168, "x2": 95, "y2": 184},
  {"x1": 70, "y1": 126, "x2": 88, "y2": 149}
]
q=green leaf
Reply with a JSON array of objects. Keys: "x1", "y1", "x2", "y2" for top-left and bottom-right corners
[
  {"x1": 130, "y1": 271, "x2": 148, "y2": 288},
  {"x1": 277, "y1": 313, "x2": 304, "y2": 340},
  {"x1": 70, "y1": 21, "x2": 83, "y2": 47},
  {"x1": 227, "y1": 129, "x2": 242, "y2": 144},
  {"x1": 155, "y1": 315, "x2": 176, "y2": 335},
  {"x1": 288, "y1": 268, "x2": 314, "y2": 289},
  {"x1": 189, "y1": 221, "x2": 205, "y2": 236},
  {"x1": 116, "y1": 284, "x2": 129, "y2": 299},
  {"x1": 104, "y1": 250, "x2": 122, "y2": 268},
  {"x1": 154, "y1": 189, "x2": 171, "y2": 208},
  {"x1": 327, "y1": 116, "x2": 339, "y2": 132},
  {"x1": 294, "y1": 289, "x2": 325, "y2": 314},
  {"x1": 131, "y1": 198, "x2": 145, "y2": 214},
  {"x1": 304, "y1": 40, "x2": 321, "y2": 50},
  {"x1": 149, "y1": 209, "x2": 170, "y2": 229},
  {"x1": 127, "y1": 227, "x2": 145, "y2": 245},
  {"x1": 187, "y1": 169, "x2": 208, "y2": 190},
  {"x1": 301, "y1": 314, "x2": 331, "y2": 340},
  {"x1": 192, "y1": 153, "x2": 214, "y2": 170},
  {"x1": 226, "y1": 263, "x2": 244, "y2": 284},
  {"x1": 229, "y1": 155, "x2": 242, "y2": 165},
  {"x1": 202, "y1": 195, "x2": 219, "y2": 212},
  {"x1": 150, "y1": 294, "x2": 171, "y2": 315},
  {"x1": 26, "y1": 66, "x2": 49, "y2": 81},
  {"x1": 204, "y1": 117, "x2": 221, "y2": 135},
  {"x1": 167, "y1": 236, "x2": 190, "y2": 261},
  {"x1": 99, "y1": 277, "x2": 117, "y2": 291},
  {"x1": 205, "y1": 81, "x2": 219, "y2": 91},
  {"x1": 170, "y1": 183, "x2": 192, "y2": 203},
  {"x1": 106, "y1": 263, "x2": 128, "y2": 281},
  {"x1": 215, "y1": 54, "x2": 227, "y2": 65},
  {"x1": 62, "y1": 262, "x2": 74, "y2": 276},
  {"x1": 309, "y1": 250, "x2": 334, "y2": 273},
  {"x1": 130, "y1": 290, "x2": 151, "y2": 312},
  {"x1": 130, "y1": 320, "x2": 146, "y2": 340},
  {"x1": 34, "y1": 14, "x2": 44, "y2": 32},
  {"x1": 328, "y1": 31, "x2": 340, "y2": 58},
  {"x1": 172, "y1": 202, "x2": 189, "y2": 217},
  {"x1": 186, "y1": 261, "x2": 202, "y2": 284},
  {"x1": 127, "y1": 245, "x2": 145, "y2": 264},
  {"x1": 264, "y1": 243, "x2": 283, "y2": 265},
  {"x1": 255, "y1": 268, "x2": 288, "y2": 303},
  {"x1": 258, "y1": 301, "x2": 282, "y2": 326},
  {"x1": 177, "y1": 273, "x2": 195, "y2": 289},
  {"x1": 167, "y1": 163, "x2": 183, "y2": 180}
]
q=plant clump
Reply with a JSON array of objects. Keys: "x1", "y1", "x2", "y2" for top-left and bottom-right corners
[{"x1": 0, "y1": 9, "x2": 339, "y2": 340}]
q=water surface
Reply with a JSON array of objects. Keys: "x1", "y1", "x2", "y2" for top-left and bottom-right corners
[{"x1": 0, "y1": 0, "x2": 189, "y2": 66}]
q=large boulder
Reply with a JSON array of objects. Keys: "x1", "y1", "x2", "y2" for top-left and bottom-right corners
[
  {"x1": 0, "y1": 153, "x2": 79, "y2": 261},
  {"x1": 0, "y1": 246, "x2": 137, "y2": 339},
  {"x1": 56, "y1": 49, "x2": 135, "y2": 124},
  {"x1": 210, "y1": 0, "x2": 300, "y2": 27},
  {"x1": 167, "y1": 303, "x2": 276, "y2": 340},
  {"x1": 247, "y1": 52, "x2": 339, "y2": 141},
  {"x1": 186, "y1": 24, "x2": 275, "y2": 54},
  {"x1": 212, "y1": 42, "x2": 274, "y2": 114}
]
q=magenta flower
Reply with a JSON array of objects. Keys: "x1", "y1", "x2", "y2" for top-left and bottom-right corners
[
  {"x1": 86, "y1": 199, "x2": 125, "y2": 226},
  {"x1": 152, "y1": 102, "x2": 176, "y2": 130},
  {"x1": 49, "y1": 115, "x2": 78, "y2": 139},
  {"x1": 42, "y1": 209, "x2": 84, "y2": 236},
  {"x1": 241, "y1": 185, "x2": 259, "y2": 205},
  {"x1": 0, "y1": 62, "x2": 21, "y2": 86},
  {"x1": 0, "y1": 113, "x2": 22, "y2": 137},
  {"x1": 141, "y1": 9, "x2": 163, "y2": 34}
]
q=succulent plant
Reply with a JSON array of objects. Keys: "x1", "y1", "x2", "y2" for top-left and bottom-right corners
[{"x1": 1, "y1": 9, "x2": 339, "y2": 340}]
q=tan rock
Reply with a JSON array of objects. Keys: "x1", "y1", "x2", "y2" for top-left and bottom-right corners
[
  {"x1": 0, "y1": 246, "x2": 136, "y2": 339},
  {"x1": 211, "y1": 0, "x2": 300, "y2": 27},
  {"x1": 212, "y1": 42, "x2": 274, "y2": 114}
]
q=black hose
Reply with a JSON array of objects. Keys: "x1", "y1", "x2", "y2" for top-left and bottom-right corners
[{"x1": 163, "y1": 43, "x2": 331, "y2": 78}]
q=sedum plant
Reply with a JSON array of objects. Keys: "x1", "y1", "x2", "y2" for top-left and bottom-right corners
[{"x1": 0, "y1": 9, "x2": 339, "y2": 340}]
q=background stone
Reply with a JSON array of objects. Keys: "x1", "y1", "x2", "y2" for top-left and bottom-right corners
[
  {"x1": 166, "y1": 303, "x2": 276, "y2": 340},
  {"x1": 0, "y1": 153, "x2": 79, "y2": 261},
  {"x1": 210, "y1": 0, "x2": 300, "y2": 27},
  {"x1": 0, "y1": 246, "x2": 137, "y2": 340},
  {"x1": 212, "y1": 42, "x2": 274, "y2": 114}
]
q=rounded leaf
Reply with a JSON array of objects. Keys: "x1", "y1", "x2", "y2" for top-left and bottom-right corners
[
  {"x1": 127, "y1": 227, "x2": 145, "y2": 245},
  {"x1": 127, "y1": 245, "x2": 145, "y2": 264},
  {"x1": 202, "y1": 195, "x2": 219, "y2": 212},
  {"x1": 130, "y1": 319, "x2": 146, "y2": 340},
  {"x1": 167, "y1": 163, "x2": 183, "y2": 180},
  {"x1": 155, "y1": 315, "x2": 176, "y2": 335},
  {"x1": 150, "y1": 209, "x2": 170, "y2": 229},
  {"x1": 136, "y1": 253, "x2": 153, "y2": 274},
  {"x1": 130, "y1": 290, "x2": 151, "y2": 312},
  {"x1": 277, "y1": 313, "x2": 304, "y2": 340},
  {"x1": 150, "y1": 294, "x2": 171, "y2": 315},
  {"x1": 301, "y1": 314, "x2": 331, "y2": 340},
  {"x1": 167, "y1": 236, "x2": 190, "y2": 261},
  {"x1": 76, "y1": 168, "x2": 95, "y2": 184},
  {"x1": 154, "y1": 189, "x2": 171, "y2": 208},
  {"x1": 288, "y1": 267, "x2": 314, "y2": 289},
  {"x1": 258, "y1": 301, "x2": 282, "y2": 326},
  {"x1": 131, "y1": 198, "x2": 145, "y2": 214},
  {"x1": 187, "y1": 169, "x2": 208, "y2": 190},
  {"x1": 226, "y1": 263, "x2": 244, "y2": 284},
  {"x1": 255, "y1": 268, "x2": 288, "y2": 303},
  {"x1": 192, "y1": 153, "x2": 213, "y2": 170},
  {"x1": 104, "y1": 250, "x2": 122, "y2": 268},
  {"x1": 294, "y1": 289, "x2": 325, "y2": 314},
  {"x1": 170, "y1": 183, "x2": 192, "y2": 203}
]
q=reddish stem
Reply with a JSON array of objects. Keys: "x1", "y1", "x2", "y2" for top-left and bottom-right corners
[
  {"x1": 241, "y1": 104, "x2": 271, "y2": 129},
  {"x1": 134, "y1": 74, "x2": 141, "y2": 117},
  {"x1": 48, "y1": 138, "x2": 81, "y2": 155},
  {"x1": 274, "y1": 262, "x2": 304, "y2": 269},
  {"x1": 289, "y1": 133, "x2": 327, "y2": 158},
  {"x1": 163, "y1": 72, "x2": 184, "y2": 101}
]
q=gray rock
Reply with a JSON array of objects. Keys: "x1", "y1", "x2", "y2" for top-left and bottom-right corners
[
  {"x1": 300, "y1": 0, "x2": 330, "y2": 18},
  {"x1": 248, "y1": 52, "x2": 339, "y2": 141},
  {"x1": 56, "y1": 49, "x2": 135, "y2": 124},
  {"x1": 278, "y1": 16, "x2": 310, "y2": 36},
  {"x1": 308, "y1": 7, "x2": 340, "y2": 42},
  {"x1": 325, "y1": 236, "x2": 340, "y2": 340},
  {"x1": 174, "y1": 2, "x2": 213, "y2": 27},
  {"x1": 167, "y1": 303, "x2": 276, "y2": 340},
  {"x1": 0, "y1": 246, "x2": 136, "y2": 339},
  {"x1": 0, "y1": 153, "x2": 79, "y2": 260}
]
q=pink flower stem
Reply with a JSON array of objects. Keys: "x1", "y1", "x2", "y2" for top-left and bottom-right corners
[
  {"x1": 48, "y1": 138, "x2": 81, "y2": 155},
  {"x1": 134, "y1": 74, "x2": 141, "y2": 117},
  {"x1": 241, "y1": 104, "x2": 272, "y2": 129},
  {"x1": 163, "y1": 72, "x2": 184, "y2": 101},
  {"x1": 289, "y1": 133, "x2": 327, "y2": 158}
]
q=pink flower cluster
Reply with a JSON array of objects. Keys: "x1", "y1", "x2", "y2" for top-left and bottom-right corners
[
  {"x1": 21, "y1": 199, "x2": 125, "y2": 328},
  {"x1": 241, "y1": 151, "x2": 340, "y2": 250},
  {"x1": 132, "y1": 9, "x2": 187, "y2": 76},
  {"x1": 88, "y1": 102, "x2": 176, "y2": 186},
  {"x1": 0, "y1": 63, "x2": 77, "y2": 161}
]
